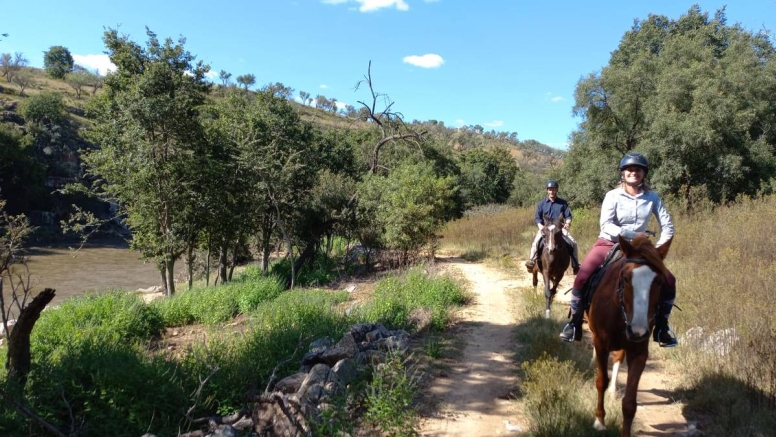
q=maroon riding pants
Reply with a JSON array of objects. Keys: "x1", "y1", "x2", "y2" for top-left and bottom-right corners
[{"x1": 573, "y1": 238, "x2": 676, "y2": 310}]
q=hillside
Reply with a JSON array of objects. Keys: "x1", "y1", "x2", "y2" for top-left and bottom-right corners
[{"x1": 1, "y1": 66, "x2": 563, "y2": 237}]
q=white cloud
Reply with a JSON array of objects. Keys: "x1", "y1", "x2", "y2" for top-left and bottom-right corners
[
  {"x1": 320, "y1": 84, "x2": 329, "y2": 89},
  {"x1": 455, "y1": 119, "x2": 465, "y2": 125},
  {"x1": 551, "y1": 96, "x2": 564, "y2": 102},
  {"x1": 403, "y1": 53, "x2": 444, "y2": 68},
  {"x1": 322, "y1": 0, "x2": 409, "y2": 12},
  {"x1": 72, "y1": 54, "x2": 116, "y2": 76},
  {"x1": 485, "y1": 120, "x2": 504, "y2": 128}
]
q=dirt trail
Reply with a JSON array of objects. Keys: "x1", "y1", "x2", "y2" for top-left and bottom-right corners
[{"x1": 419, "y1": 257, "x2": 692, "y2": 437}]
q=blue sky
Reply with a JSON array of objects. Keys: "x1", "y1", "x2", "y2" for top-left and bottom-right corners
[{"x1": 2, "y1": 1, "x2": 773, "y2": 148}]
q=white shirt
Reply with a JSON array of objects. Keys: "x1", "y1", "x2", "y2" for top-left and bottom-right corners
[{"x1": 599, "y1": 186, "x2": 674, "y2": 247}]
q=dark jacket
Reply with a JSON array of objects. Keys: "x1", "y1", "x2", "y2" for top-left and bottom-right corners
[{"x1": 534, "y1": 197, "x2": 572, "y2": 225}]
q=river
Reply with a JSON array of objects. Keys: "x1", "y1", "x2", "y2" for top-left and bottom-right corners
[{"x1": 3, "y1": 243, "x2": 174, "y2": 307}]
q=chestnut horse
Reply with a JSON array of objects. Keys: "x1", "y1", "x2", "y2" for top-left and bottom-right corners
[
  {"x1": 587, "y1": 234, "x2": 672, "y2": 436},
  {"x1": 531, "y1": 214, "x2": 571, "y2": 318}
]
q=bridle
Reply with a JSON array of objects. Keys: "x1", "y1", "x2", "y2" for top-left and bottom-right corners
[{"x1": 616, "y1": 258, "x2": 652, "y2": 326}]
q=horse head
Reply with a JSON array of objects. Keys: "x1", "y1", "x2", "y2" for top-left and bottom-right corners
[
  {"x1": 617, "y1": 235, "x2": 672, "y2": 343},
  {"x1": 542, "y1": 214, "x2": 565, "y2": 254}
]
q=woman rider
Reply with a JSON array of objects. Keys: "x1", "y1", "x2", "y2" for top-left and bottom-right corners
[{"x1": 559, "y1": 152, "x2": 678, "y2": 347}]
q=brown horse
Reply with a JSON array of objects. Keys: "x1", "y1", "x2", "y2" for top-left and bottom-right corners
[
  {"x1": 586, "y1": 234, "x2": 672, "y2": 436},
  {"x1": 532, "y1": 214, "x2": 571, "y2": 319}
]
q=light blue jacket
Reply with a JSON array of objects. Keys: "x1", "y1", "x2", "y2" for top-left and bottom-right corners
[{"x1": 599, "y1": 186, "x2": 674, "y2": 248}]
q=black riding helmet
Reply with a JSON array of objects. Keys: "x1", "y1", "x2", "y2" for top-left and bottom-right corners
[
  {"x1": 619, "y1": 153, "x2": 649, "y2": 174},
  {"x1": 546, "y1": 180, "x2": 559, "y2": 189}
]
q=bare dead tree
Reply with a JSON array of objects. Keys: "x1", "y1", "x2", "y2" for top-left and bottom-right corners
[
  {"x1": 0, "y1": 198, "x2": 66, "y2": 435},
  {"x1": 354, "y1": 61, "x2": 427, "y2": 174}
]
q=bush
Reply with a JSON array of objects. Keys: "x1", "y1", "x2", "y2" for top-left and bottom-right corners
[
  {"x1": 25, "y1": 337, "x2": 190, "y2": 437},
  {"x1": 151, "y1": 275, "x2": 284, "y2": 326},
  {"x1": 522, "y1": 355, "x2": 621, "y2": 437},
  {"x1": 32, "y1": 291, "x2": 164, "y2": 355},
  {"x1": 268, "y1": 253, "x2": 340, "y2": 287},
  {"x1": 353, "y1": 268, "x2": 467, "y2": 331}
]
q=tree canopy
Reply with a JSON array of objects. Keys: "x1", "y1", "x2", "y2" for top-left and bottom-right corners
[
  {"x1": 42, "y1": 45, "x2": 74, "y2": 79},
  {"x1": 561, "y1": 6, "x2": 776, "y2": 207}
]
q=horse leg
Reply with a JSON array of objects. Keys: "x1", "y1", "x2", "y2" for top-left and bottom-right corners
[
  {"x1": 543, "y1": 271, "x2": 552, "y2": 318},
  {"x1": 532, "y1": 267, "x2": 538, "y2": 287},
  {"x1": 608, "y1": 349, "x2": 625, "y2": 394},
  {"x1": 593, "y1": 342, "x2": 610, "y2": 431},
  {"x1": 621, "y1": 348, "x2": 648, "y2": 436}
]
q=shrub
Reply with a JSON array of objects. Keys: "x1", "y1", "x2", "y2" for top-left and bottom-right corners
[
  {"x1": 353, "y1": 268, "x2": 467, "y2": 331},
  {"x1": 32, "y1": 291, "x2": 164, "y2": 355}
]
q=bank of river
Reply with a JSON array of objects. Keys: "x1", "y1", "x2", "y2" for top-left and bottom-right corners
[{"x1": 5, "y1": 244, "x2": 179, "y2": 307}]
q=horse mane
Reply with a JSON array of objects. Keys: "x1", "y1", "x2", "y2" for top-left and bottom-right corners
[{"x1": 629, "y1": 235, "x2": 669, "y2": 277}]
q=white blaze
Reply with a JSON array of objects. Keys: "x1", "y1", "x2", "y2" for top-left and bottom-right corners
[{"x1": 630, "y1": 265, "x2": 657, "y2": 337}]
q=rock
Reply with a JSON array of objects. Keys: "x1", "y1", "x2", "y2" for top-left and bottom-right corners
[
  {"x1": 332, "y1": 358, "x2": 359, "y2": 385},
  {"x1": 408, "y1": 307, "x2": 433, "y2": 333},
  {"x1": 298, "y1": 363, "x2": 332, "y2": 398},
  {"x1": 275, "y1": 372, "x2": 307, "y2": 394},
  {"x1": 209, "y1": 425, "x2": 239, "y2": 437},
  {"x1": 0, "y1": 319, "x2": 16, "y2": 339}
]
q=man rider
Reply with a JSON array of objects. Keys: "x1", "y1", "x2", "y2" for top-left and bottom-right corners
[{"x1": 525, "y1": 180, "x2": 580, "y2": 275}]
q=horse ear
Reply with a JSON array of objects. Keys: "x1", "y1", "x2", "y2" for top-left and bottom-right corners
[{"x1": 657, "y1": 237, "x2": 672, "y2": 260}]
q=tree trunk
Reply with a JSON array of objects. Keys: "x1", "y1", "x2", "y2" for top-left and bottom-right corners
[
  {"x1": 187, "y1": 245, "x2": 194, "y2": 291},
  {"x1": 160, "y1": 265, "x2": 169, "y2": 296},
  {"x1": 218, "y1": 241, "x2": 228, "y2": 285},
  {"x1": 228, "y1": 237, "x2": 239, "y2": 282},
  {"x1": 165, "y1": 259, "x2": 176, "y2": 296},
  {"x1": 260, "y1": 217, "x2": 273, "y2": 273},
  {"x1": 6, "y1": 288, "x2": 56, "y2": 388},
  {"x1": 205, "y1": 235, "x2": 212, "y2": 287}
]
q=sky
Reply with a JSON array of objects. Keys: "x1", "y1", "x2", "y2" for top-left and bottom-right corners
[{"x1": 2, "y1": 1, "x2": 773, "y2": 148}]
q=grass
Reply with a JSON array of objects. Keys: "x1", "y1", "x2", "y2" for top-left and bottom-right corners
[
  {"x1": 439, "y1": 195, "x2": 776, "y2": 436},
  {"x1": 0, "y1": 264, "x2": 465, "y2": 436}
]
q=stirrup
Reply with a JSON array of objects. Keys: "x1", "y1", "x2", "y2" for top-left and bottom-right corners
[
  {"x1": 653, "y1": 327, "x2": 678, "y2": 348},
  {"x1": 560, "y1": 322, "x2": 582, "y2": 342},
  {"x1": 572, "y1": 265, "x2": 580, "y2": 275}
]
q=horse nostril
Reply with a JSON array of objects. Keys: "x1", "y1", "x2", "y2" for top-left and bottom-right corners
[{"x1": 626, "y1": 325, "x2": 649, "y2": 342}]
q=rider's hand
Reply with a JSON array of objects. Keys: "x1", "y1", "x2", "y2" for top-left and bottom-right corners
[
  {"x1": 563, "y1": 222, "x2": 571, "y2": 230},
  {"x1": 634, "y1": 231, "x2": 650, "y2": 239}
]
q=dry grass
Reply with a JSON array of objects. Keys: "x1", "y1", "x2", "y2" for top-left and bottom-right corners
[{"x1": 440, "y1": 195, "x2": 776, "y2": 435}]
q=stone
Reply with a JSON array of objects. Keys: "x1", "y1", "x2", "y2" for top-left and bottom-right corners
[{"x1": 275, "y1": 372, "x2": 307, "y2": 394}]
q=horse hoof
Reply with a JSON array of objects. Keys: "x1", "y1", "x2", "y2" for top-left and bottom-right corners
[
  {"x1": 593, "y1": 418, "x2": 607, "y2": 431},
  {"x1": 545, "y1": 309, "x2": 550, "y2": 319}
]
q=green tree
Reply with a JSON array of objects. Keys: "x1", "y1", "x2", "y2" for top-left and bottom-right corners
[
  {"x1": 457, "y1": 146, "x2": 518, "y2": 209},
  {"x1": 218, "y1": 69, "x2": 231, "y2": 86},
  {"x1": 83, "y1": 28, "x2": 211, "y2": 296},
  {"x1": 42, "y1": 45, "x2": 74, "y2": 79},
  {"x1": 357, "y1": 161, "x2": 455, "y2": 263},
  {"x1": 64, "y1": 67, "x2": 95, "y2": 98},
  {"x1": 0, "y1": 126, "x2": 46, "y2": 214},
  {"x1": 563, "y1": 6, "x2": 776, "y2": 206},
  {"x1": 236, "y1": 73, "x2": 256, "y2": 90}
]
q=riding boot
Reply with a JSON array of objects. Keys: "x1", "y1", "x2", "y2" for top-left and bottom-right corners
[
  {"x1": 570, "y1": 253, "x2": 580, "y2": 275},
  {"x1": 560, "y1": 291, "x2": 584, "y2": 342},
  {"x1": 653, "y1": 303, "x2": 678, "y2": 347},
  {"x1": 525, "y1": 244, "x2": 537, "y2": 271}
]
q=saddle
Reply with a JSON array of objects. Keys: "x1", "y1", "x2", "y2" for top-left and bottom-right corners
[{"x1": 581, "y1": 243, "x2": 623, "y2": 310}]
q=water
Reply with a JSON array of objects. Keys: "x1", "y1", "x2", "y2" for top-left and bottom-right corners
[{"x1": 3, "y1": 243, "x2": 173, "y2": 307}]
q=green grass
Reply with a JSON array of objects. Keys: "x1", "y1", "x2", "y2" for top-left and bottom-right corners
[
  {"x1": 0, "y1": 265, "x2": 466, "y2": 436},
  {"x1": 352, "y1": 267, "x2": 469, "y2": 331}
]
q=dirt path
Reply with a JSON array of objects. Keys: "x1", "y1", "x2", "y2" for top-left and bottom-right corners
[{"x1": 419, "y1": 257, "x2": 692, "y2": 436}]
